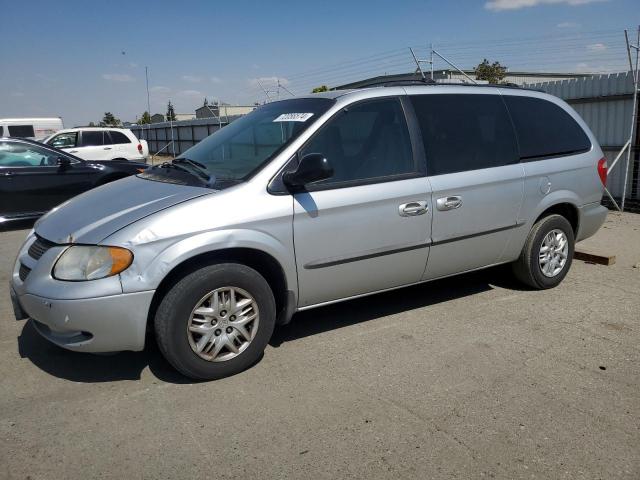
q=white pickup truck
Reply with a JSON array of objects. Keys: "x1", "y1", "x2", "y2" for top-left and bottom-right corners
[{"x1": 44, "y1": 128, "x2": 149, "y2": 162}]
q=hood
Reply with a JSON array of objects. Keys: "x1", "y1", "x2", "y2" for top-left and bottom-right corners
[{"x1": 35, "y1": 176, "x2": 212, "y2": 244}]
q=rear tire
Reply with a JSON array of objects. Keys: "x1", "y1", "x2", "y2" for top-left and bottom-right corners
[
  {"x1": 512, "y1": 214, "x2": 575, "y2": 289},
  {"x1": 155, "y1": 263, "x2": 276, "y2": 380}
]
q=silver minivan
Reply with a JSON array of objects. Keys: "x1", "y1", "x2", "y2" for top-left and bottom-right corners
[{"x1": 10, "y1": 84, "x2": 609, "y2": 380}]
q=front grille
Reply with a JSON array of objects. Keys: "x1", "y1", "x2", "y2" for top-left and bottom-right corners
[
  {"x1": 19, "y1": 263, "x2": 31, "y2": 281},
  {"x1": 28, "y1": 236, "x2": 56, "y2": 260}
]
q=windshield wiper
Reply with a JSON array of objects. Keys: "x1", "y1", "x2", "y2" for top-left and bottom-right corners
[
  {"x1": 156, "y1": 158, "x2": 215, "y2": 186},
  {"x1": 173, "y1": 157, "x2": 210, "y2": 178}
]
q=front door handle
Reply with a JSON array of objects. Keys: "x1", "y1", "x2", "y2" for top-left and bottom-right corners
[
  {"x1": 399, "y1": 201, "x2": 428, "y2": 217},
  {"x1": 69, "y1": 150, "x2": 78, "y2": 153},
  {"x1": 436, "y1": 196, "x2": 463, "y2": 211},
  {"x1": 103, "y1": 147, "x2": 112, "y2": 150}
]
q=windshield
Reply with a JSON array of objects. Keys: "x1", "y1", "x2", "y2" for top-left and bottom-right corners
[{"x1": 175, "y1": 98, "x2": 335, "y2": 184}]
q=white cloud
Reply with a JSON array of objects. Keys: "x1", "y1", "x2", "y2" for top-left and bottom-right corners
[
  {"x1": 485, "y1": 0, "x2": 606, "y2": 11},
  {"x1": 102, "y1": 73, "x2": 135, "y2": 82},
  {"x1": 181, "y1": 75, "x2": 203, "y2": 83},
  {"x1": 587, "y1": 42, "x2": 607, "y2": 52},
  {"x1": 177, "y1": 89, "x2": 202, "y2": 97},
  {"x1": 150, "y1": 86, "x2": 171, "y2": 94},
  {"x1": 210, "y1": 76, "x2": 222, "y2": 83},
  {"x1": 128, "y1": 62, "x2": 139, "y2": 68},
  {"x1": 557, "y1": 21, "x2": 579, "y2": 27},
  {"x1": 11, "y1": 92, "x2": 25, "y2": 97},
  {"x1": 248, "y1": 76, "x2": 290, "y2": 88}
]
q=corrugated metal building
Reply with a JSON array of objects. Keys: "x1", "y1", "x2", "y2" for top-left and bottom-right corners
[{"x1": 526, "y1": 71, "x2": 638, "y2": 211}]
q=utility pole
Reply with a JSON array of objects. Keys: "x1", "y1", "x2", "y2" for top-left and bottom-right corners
[
  {"x1": 430, "y1": 43, "x2": 434, "y2": 81},
  {"x1": 621, "y1": 26, "x2": 639, "y2": 212}
]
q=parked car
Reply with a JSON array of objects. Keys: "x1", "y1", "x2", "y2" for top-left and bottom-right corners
[
  {"x1": 10, "y1": 84, "x2": 608, "y2": 380},
  {"x1": 0, "y1": 117, "x2": 64, "y2": 141},
  {"x1": 0, "y1": 137, "x2": 147, "y2": 224},
  {"x1": 44, "y1": 127, "x2": 149, "y2": 162}
]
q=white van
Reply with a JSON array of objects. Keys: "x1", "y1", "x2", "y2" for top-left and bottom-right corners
[{"x1": 0, "y1": 118, "x2": 64, "y2": 140}]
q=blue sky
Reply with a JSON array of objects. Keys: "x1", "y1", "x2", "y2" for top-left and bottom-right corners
[{"x1": 0, "y1": 0, "x2": 636, "y2": 126}]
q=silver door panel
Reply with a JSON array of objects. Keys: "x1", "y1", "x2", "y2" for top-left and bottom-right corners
[
  {"x1": 293, "y1": 178, "x2": 431, "y2": 307},
  {"x1": 423, "y1": 164, "x2": 524, "y2": 280}
]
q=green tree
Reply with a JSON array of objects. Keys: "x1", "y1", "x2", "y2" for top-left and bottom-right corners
[
  {"x1": 100, "y1": 112, "x2": 120, "y2": 126},
  {"x1": 88, "y1": 121, "x2": 96, "y2": 127},
  {"x1": 312, "y1": 85, "x2": 329, "y2": 93},
  {"x1": 166, "y1": 101, "x2": 176, "y2": 122},
  {"x1": 138, "y1": 111, "x2": 151, "y2": 125},
  {"x1": 474, "y1": 59, "x2": 508, "y2": 84}
]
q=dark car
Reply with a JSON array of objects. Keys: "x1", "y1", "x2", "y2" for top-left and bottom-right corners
[{"x1": 0, "y1": 137, "x2": 148, "y2": 224}]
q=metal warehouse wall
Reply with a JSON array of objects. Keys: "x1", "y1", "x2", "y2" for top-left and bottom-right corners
[
  {"x1": 526, "y1": 72, "x2": 639, "y2": 210},
  {"x1": 129, "y1": 116, "x2": 242, "y2": 156}
]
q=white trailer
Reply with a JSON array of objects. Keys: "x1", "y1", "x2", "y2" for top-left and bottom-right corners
[{"x1": 0, "y1": 117, "x2": 64, "y2": 140}]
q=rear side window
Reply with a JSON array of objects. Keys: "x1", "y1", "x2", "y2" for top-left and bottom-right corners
[
  {"x1": 410, "y1": 94, "x2": 518, "y2": 176},
  {"x1": 81, "y1": 131, "x2": 104, "y2": 146},
  {"x1": 503, "y1": 96, "x2": 591, "y2": 160},
  {"x1": 8, "y1": 125, "x2": 35, "y2": 138},
  {"x1": 109, "y1": 131, "x2": 131, "y2": 144}
]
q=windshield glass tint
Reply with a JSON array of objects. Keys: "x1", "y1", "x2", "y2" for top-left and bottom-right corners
[{"x1": 179, "y1": 98, "x2": 335, "y2": 180}]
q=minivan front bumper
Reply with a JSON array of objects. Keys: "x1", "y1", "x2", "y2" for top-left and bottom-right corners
[
  {"x1": 18, "y1": 291, "x2": 154, "y2": 352},
  {"x1": 11, "y1": 232, "x2": 154, "y2": 353}
]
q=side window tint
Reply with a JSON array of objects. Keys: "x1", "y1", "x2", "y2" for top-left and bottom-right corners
[
  {"x1": 109, "y1": 131, "x2": 131, "y2": 144},
  {"x1": 300, "y1": 98, "x2": 414, "y2": 186},
  {"x1": 503, "y1": 96, "x2": 591, "y2": 160},
  {"x1": 49, "y1": 132, "x2": 77, "y2": 148},
  {"x1": 0, "y1": 126, "x2": 3, "y2": 136},
  {"x1": 81, "y1": 131, "x2": 104, "y2": 146},
  {"x1": 0, "y1": 141, "x2": 59, "y2": 167},
  {"x1": 410, "y1": 94, "x2": 518, "y2": 176},
  {"x1": 7, "y1": 125, "x2": 35, "y2": 138}
]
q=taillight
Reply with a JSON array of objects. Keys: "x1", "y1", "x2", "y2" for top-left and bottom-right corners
[
  {"x1": 597, "y1": 157, "x2": 607, "y2": 186},
  {"x1": 137, "y1": 143, "x2": 143, "y2": 153}
]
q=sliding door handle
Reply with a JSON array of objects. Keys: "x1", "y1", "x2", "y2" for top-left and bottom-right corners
[{"x1": 436, "y1": 196, "x2": 463, "y2": 211}]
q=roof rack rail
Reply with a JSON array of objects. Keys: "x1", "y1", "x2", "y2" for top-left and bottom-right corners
[{"x1": 349, "y1": 79, "x2": 545, "y2": 92}]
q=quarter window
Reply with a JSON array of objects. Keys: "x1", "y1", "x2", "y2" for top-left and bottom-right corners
[
  {"x1": 109, "y1": 131, "x2": 131, "y2": 144},
  {"x1": 503, "y1": 96, "x2": 591, "y2": 160},
  {"x1": 410, "y1": 94, "x2": 519, "y2": 176},
  {"x1": 300, "y1": 97, "x2": 415, "y2": 186},
  {"x1": 81, "y1": 131, "x2": 105, "y2": 146}
]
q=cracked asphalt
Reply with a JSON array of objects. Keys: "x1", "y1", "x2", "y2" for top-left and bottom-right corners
[{"x1": 1, "y1": 213, "x2": 639, "y2": 479}]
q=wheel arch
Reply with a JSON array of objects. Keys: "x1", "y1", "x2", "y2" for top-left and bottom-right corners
[
  {"x1": 533, "y1": 201, "x2": 579, "y2": 236},
  {"x1": 146, "y1": 247, "x2": 293, "y2": 333}
]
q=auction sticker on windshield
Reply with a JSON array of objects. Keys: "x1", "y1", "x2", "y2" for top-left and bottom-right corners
[{"x1": 273, "y1": 113, "x2": 314, "y2": 122}]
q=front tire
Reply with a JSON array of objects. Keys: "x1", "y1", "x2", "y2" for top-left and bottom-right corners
[
  {"x1": 155, "y1": 263, "x2": 276, "y2": 380},
  {"x1": 512, "y1": 214, "x2": 575, "y2": 289}
]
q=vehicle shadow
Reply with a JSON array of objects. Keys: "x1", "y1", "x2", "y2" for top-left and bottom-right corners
[
  {"x1": 16, "y1": 265, "x2": 525, "y2": 384},
  {"x1": 269, "y1": 265, "x2": 524, "y2": 347}
]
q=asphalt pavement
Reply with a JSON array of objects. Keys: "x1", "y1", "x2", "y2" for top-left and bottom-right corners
[{"x1": 1, "y1": 213, "x2": 638, "y2": 479}]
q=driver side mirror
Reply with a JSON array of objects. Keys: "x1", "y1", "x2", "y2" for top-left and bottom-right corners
[
  {"x1": 283, "y1": 153, "x2": 333, "y2": 190},
  {"x1": 57, "y1": 156, "x2": 71, "y2": 168}
]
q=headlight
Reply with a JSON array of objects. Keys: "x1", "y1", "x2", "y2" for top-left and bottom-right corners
[{"x1": 53, "y1": 246, "x2": 133, "y2": 281}]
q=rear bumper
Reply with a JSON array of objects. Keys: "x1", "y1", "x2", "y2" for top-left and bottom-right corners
[
  {"x1": 576, "y1": 202, "x2": 608, "y2": 242},
  {"x1": 18, "y1": 291, "x2": 155, "y2": 352}
]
